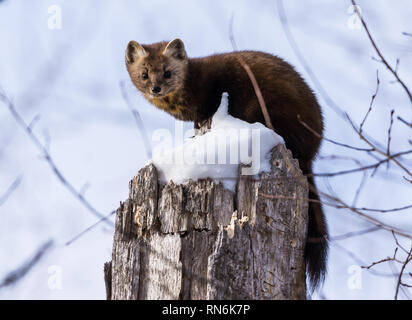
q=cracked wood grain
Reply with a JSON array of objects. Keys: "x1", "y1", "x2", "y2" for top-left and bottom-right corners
[{"x1": 105, "y1": 144, "x2": 308, "y2": 300}]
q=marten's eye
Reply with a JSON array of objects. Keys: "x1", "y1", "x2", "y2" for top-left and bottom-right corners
[
  {"x1": 164, "y1": 71, "x2": 171, "y2": 79},
  {"x1": 142, "y1": 72, "x2": 148, "y2": 80}
]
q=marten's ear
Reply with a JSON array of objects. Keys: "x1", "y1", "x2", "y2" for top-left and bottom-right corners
[
  {"x1": 163, "y1": 38, "x2": 187, "y2": 60},
  {"x1": 126, "y1": 41, "x2": 147, "y2": 64}
]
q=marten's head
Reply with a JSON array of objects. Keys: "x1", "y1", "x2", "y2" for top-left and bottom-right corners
[{"x1": 126, "y1": 39, "x2": 188, "y2": 99}]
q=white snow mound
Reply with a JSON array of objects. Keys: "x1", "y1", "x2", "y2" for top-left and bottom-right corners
[{"x1": 150, "y1": 93, "x2": 284, "y2": 191}]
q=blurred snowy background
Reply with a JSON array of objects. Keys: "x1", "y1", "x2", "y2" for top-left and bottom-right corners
[{"x1": 0, "y1": 0, "x2": 411, "y2": 299}]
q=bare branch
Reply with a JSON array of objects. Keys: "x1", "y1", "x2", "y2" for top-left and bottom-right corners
[
  {"x1": 65, "y1": 210, "x2": 116, "y2": 246},
  {"x1": 297, "y1": 114, "x2": 374, "y2": 152},
  {"x1": 360, "y1": 70, "x2": 380, "y2": 133},
  {"x1": 330, "y1": 227, "x2": 381, "y2": 241},
  {"x1": 397, "y1": 116, "x2": 412, "y2": 129},
  {"x1": 347, "y1": 115, "x2": 412, "y2": 177},
  {"x1": 0, "y1": 176, "x2": 22, "y2": 207},
  {"x1": 0, "y1": 88, "x2": 114, "y2": 227},
  {"x1": 386, "y1": 109, "x2": 395, "y2": 169},
  {"x1": 395, "y1": 245, "x2": 412, "y2": 300},
  {"x1": 361, "y1": 246, "x2": 402, "y2": 270},
  {"x1": 351, "y1": 0, "x2": 412, "y2": 105},
  {"x1": 332, "y1": 241, "x2": 400, "y2": 278},
  {"x1": 0, "y1": 240, "x2": 54, "y2": 290},
  {"x1": 319, "y1": 191, "x2": 412, "y2": 240},
  {"x1": 119, "y1": 81, "x2": 152, "y2": 159},
  {"x1": 312, "y1": 149, "x2": 412, "y2": 177},
  {"x1": 259, "y1": 192, "x2": 412, "y2": 213}
]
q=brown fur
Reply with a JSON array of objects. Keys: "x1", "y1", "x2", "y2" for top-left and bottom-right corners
[{"x1": 126, "y1": 39, "x2": 328, "y2": 290}]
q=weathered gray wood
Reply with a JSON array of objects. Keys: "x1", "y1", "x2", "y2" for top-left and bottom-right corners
[
  {"x1": 103, "y1": 261, "x2": 111, "y2": 300},
  {"x1": 105, "y1": 143, "x2": 308, "y2": 300}
]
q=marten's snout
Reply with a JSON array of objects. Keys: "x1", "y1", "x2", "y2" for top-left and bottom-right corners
[{"x1": 151, "y1": 86, "x2": 161, "y2": 94}]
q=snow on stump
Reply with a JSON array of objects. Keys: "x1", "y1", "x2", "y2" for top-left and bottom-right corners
[{"x1": 104, "y1": 143, "x2": 308, "y2": 300}]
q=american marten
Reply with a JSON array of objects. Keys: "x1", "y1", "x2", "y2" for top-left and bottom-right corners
[{"x1": 125, "y1": 38, "x2": 328, "y2": 290}]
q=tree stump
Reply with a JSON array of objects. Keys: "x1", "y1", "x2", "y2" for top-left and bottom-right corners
[{"x1": 104, "y1": 143, "x2": 308, "y2": 300}]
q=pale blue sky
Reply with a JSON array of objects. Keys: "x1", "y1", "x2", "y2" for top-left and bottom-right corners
[{"x1": 0, "y1": 0, "x2": 411, "y2": 299}]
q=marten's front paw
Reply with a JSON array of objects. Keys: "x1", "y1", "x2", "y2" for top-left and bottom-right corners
[{"x1": 194, "y1": 118, "x2": 212, "y2": 136}]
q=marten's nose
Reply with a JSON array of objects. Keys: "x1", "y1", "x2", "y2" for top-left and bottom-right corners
[{"x1": 151, "y1": 86, "x2": 161, "y2": 94}]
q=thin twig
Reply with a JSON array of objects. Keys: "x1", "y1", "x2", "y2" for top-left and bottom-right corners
[
  {"x1": 65, "y1": 210, "x2": 116, "y2": 246},
  {"x1": 312, "y1": 149, "x2": 412, "y2": 177},
  {"x1": 0, "y1": 176, "x2": 22, "y2": 207},
  {"x1": 332, "y1": 241, "x2": 400, "y2": 278},
  {"x1": 362, "y1": 257, "x2": 401, "y2": 270},
  {"x1": 260, "y1": 192, "x2": 412, "y2": 213},
  {"x1": 360, "y1": 70, "x2": 380, "y2": 133},
  {"x1": 330, "y1": 227, "x2": 381, "y2": 241},
  {"x1": 392, "y1": 231, "x2": 410, "y2": 255},
  {"x1": 0, "y1": 88, "x2": 114, "y2": 227},
  {"x1": 119, "y1": 81, "x2": 152, "y2": 159},
  {"x1": 297, "y1": 115, "x2": 374, "y2": 152},
  {"x1": 351, "y1": 0, "x2": 412, "y2": 105},
  {"x1": 397, "y1": 116, "x2": 411, "y2": 129},
  {"x1": 319, "y1": 190, "x2": 412, "y2": 240},
  {"x1": 0, "y1": 240, "x2": 54, "y2": 290},
  {"x1": 277, "y1": 0, "x2": 388, "y2": 153},
  {"x1": 352, "y1": 168, "x2": 368, "y2": 207},
  {"x1": 347, "y1": 116, "x2": 412, "y2": 177},
  {"x1": 386, "y1": 109, "x2": 395, "y2": 169},
  {"x1": 395, "y1": 245, "x2": 412, "y2": 300}
]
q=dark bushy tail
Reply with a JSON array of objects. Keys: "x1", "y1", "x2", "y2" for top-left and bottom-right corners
[{"x1": 305, "y1": 174, "x2": 328, "y2": 291}]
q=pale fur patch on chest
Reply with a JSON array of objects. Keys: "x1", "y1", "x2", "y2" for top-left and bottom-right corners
[{"x1": 145, "y1": 91, "x2": 191, "y2": 120}]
